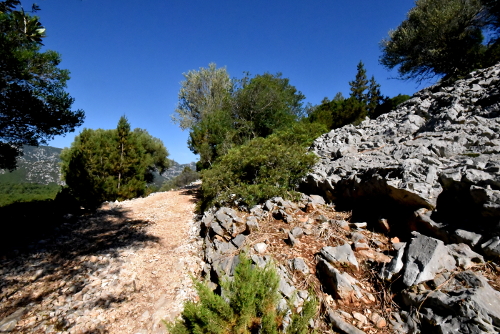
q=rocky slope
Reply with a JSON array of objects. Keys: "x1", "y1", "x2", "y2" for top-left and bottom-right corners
[
  {"x1": 0, "y1": 146, "x2": 63, "y2": 185},
  {"x1": 303, "y1": 63, "x2": 500, "y2": 243}
]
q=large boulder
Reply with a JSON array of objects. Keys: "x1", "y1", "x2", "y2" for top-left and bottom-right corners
[
  {"x1": 303, "y1": 63, "x2": 500, "y2": 232},
  {"x1": 402, "y1": 271, "x2": 500, "y2": 333}
]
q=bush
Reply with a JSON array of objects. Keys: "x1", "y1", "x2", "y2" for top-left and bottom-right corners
[
  {"x1": 165, "y1": 254, "x2": 317, "y2": 334},
  {"x1": 199, "y1": 122, "x2": 326, "y2": 210}
]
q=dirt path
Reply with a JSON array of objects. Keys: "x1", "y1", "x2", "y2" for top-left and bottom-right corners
[{"x1": 0, "y1": 187, "x2": 203, "y2": 334}]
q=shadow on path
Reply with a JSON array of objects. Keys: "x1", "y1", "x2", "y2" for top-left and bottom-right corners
[{"x1": 0, "y1": 203, "x2": 160, "y2": 332}]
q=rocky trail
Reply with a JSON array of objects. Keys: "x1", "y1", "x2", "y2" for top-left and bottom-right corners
[{"x1": 0, "y1": 187, "x2": 203, "y2": 334}]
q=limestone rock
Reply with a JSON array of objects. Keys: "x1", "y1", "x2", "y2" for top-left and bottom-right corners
[
  {"x1": 402, "y1": 271, "x2": 500, "y2": 334},
  {"x1": 327, "y1": 311, "x2": 366, "y2": 334},
  {"x1": 446, "y1": 243, "x2": 484, "y2": 269},
  {"x1": 317, "y1": 259, "x2": 365, "y2": 301},
  {"x1": 254, "y1": 242, "x2": 267, "y2": 254},
  {"x1": 380, "y1": 242, "x2": 406, "y2": 280},
  {"x1": 481, "y1": 236, "x2": 500, "y2": 258},
  {"x1": 288, "y1": 257, "x2": 310, "y2": 275},
  {"x1": 402, "y1": 233, "x2": 456, "y2": 287},
  {"x1": 303, "y1": 63, "x2": 500, "y2": 233},
  {"x1": 453, "y1": 229, "x2": 483, "y2": 248},
  {"x1": 320, "y1": 243, "x2": 359, "y2": 270}
]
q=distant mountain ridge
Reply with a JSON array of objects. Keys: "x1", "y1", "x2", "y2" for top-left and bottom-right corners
[{"x1": 0, "y1": 145, "x2": 196, "y2": 186}]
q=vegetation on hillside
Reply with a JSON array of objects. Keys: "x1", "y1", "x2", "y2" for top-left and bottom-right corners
[
  {"x1": 0, "y1": 182, "x2": 59, "y2": 206},
  {"x1": 165, "y1": 253, "x2": 317, "y2": 334},
  {"x1": 307, "y1": 61, "x2": 386, "y2": 130},
  {"x1": 174, "y1": 65, "x2": 307, "y2": 171},
  {"x1": 160, "y1": 166, "x2": 199, "y2": 191},
  {"x1": 199, "y1": 122, "x2": 326, "y2": 211}
]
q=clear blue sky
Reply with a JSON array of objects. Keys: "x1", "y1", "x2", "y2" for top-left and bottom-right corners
[{"x1": 27, "y1": 0, "x2": 421, "y2": 164}]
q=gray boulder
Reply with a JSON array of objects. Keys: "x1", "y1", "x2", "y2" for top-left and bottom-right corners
[
  {"x1": 446, "y1": 243, "x2": 484, "y2": 269},
  {"x1": 481, "y1": 236, "x2": 500, "y2": 258},
  {"x1": 402, "y1": 271, "x2": 500, "y2": 334},
  {"x1": 327, "y1": 310, "x2": 366, "y2": 334},
  {"x1": 288, "y1": 257, "x2": 310, "y2": 275},
  {"x1": 402, "y1": 233, "x2": 456, "y2": 287},
  {"x1": 379, "y1": 242, "x2": 407, "y2": 280},
  {"x1": 453, "y1": 229, "x2": 483, "y2": 248},
  {"x1": 320, "y1": 243, "x2": 359, "y2": 270},
  {"x1": 317, "y1": 259, "x2": 358, "y2": 300}
]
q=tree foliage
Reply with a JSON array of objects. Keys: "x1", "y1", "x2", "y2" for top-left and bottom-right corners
[
  {"x1": 307, "y1": 62, "x2": 382, "y2": 130},
  {"x1": 199, "y1": 122, "x2": 326, "y2": 210},
  {"x1": 0, "y1": 182, "x2": 59, "y2": 207},
  {"x1": 0, "y1": 0, "x2": 84, "y2": 170},
  {"x1": 61, "y1": 117, "x2": 170, "y2": 208},
  {"x1": 372, "y1": 94, "x2": 411, "y2": 119},
  {"x1": 172, "y1": 63, "x2": 233, "y2": 130},
  {"x1": 380, "y1": 0, "x2": 500, "y2": 82},
  {"x1": 178, "y1": 65, "x2": 307, "y2": 170},
  {"x1": 165, "y1": 253, "x2": 317, "y2": 334}
]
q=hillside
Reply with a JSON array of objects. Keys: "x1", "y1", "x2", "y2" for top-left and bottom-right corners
[
  {"x1": 0, "y1": 146, "x2": 63, "y2": 185},
  {"x1": 0, "y1": 145, "x2": 196, "y2": 187}
]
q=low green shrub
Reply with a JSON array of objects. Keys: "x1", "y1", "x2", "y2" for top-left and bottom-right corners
[
  {"x1": 199, "y1": 122, "x2": 326, "y2": 210},
  {"x1": 165, "y1": 254, "x2": 317, "y2": 334}
]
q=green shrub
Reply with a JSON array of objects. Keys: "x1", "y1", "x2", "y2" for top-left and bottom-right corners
[
  {"x1": 165, "y1": 254, "x2": 317, "y2": 334},
  {"x1": 199, "y1": 122, "x2": 325, "y2": 210}
]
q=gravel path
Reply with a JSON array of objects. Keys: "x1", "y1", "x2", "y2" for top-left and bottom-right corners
[{"x1": 0, "y1": 188, "x2": 203, "y2": 334}]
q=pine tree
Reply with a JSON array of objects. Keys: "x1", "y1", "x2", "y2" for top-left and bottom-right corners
[
  {"x1": 367, "y1": 76, "x2": 382, "y2": 117},
  {"x1": 349, "y1": 61, "x2": 368, "y2": 103},
  {"x1": 113, "y1": 116, "x2": 144, "y2": 200},
  {"x1": 345, "y1": 61, "x2": 370, "y2": 123},
  {"x1": 61, "y1": 117, "x2": 170, "y2": 208}
]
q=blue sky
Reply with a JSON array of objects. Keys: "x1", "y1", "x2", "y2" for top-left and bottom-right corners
[{"x1": 27, "y1": 0, "x2": 420, "y2": 164}]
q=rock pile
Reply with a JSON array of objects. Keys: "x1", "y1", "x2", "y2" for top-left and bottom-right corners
[
  {"x1": 199, "y1": 194, "x2": 500, "y2": 333},
  {"x1": 295, "y1": 63, "x2": 500, "y2": 333},
  {"x1": 303, "y1": 62, "x2": 500, "y2": 241}
]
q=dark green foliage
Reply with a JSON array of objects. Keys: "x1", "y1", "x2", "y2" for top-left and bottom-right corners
[
  {"x1": 160, "y1": 166, "x2": 199, "y2": 191},
  {"x1": 307, "y1": 63, "x2": 382, "y2": 130},
  {"x1": 166, "y1": 254, "x2": 317, "y2": 334},
  {"x1": 188, "y1": 108, "x2": 239, "y2": 170},
  {"x1": 372, "y1": 94, "x2": 411, "y2": 118},
  {"x1": 232, "y1": 72, "x2": 306, "y2": 139},
  {"x1": 0, "y1": 182, "x2": 59, "y2": 206},
  {"x1": 367, "y1": 76, "x2": 382, "y2": 117},
  {"x1": 380, "y1": 0, "x2": 500, "y2": 82},
  {"x1": 199, "y1": 122, "x2": 325, "y2": 210},
  {"x1": 178, "y1": 66, "x2": 306, "y2": 170},
  {"x1": 60, "y1": 117, "x2": 170, "y2": 208},
  {"x1": 349, "y1": 61, "x2": 368, "y2": 103},
  {"x1": 0, "y1": 1, "x2": 84, "y2": 170}
]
